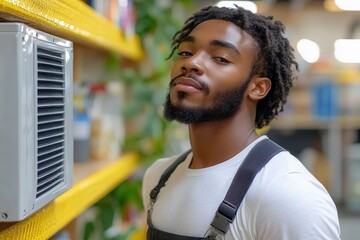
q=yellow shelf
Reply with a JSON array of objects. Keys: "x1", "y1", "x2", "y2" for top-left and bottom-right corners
[
  {"x1": 0, "y1": 0, "x2": 143, "y2": 60},
  {"x1": 0, "y1": 153, "x2": 140, "y2": 240}
]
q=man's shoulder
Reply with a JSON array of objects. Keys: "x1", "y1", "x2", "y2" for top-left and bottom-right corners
[
  {"x1": 142, "y1": 154, "x2": 184, "y2": 211},
  {"x1": 143, "y1": 154, "x2": 182, "y2": 182},
  {"x1": 242, "y1": 151, "x2": 340, "y2": 239},
  {"x1": 250, "y1": 151, "x2": 337, "y2": 217},
  {"x1": 246, "y1": 151, "x2": 326, "y2": 204}
]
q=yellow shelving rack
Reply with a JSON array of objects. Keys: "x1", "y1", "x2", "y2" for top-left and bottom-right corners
[
  {"x1": 0, "y1": 0, "x2": 143, "y2": 60},
  {"x1": 0, "y1": 153, "x2": 139, "y2": 240},
  {"x1": 0, "y1": 1, "x2": 144, "y2": 239}
]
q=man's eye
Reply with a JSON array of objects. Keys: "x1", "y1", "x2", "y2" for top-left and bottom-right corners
[
  {"x1": 214, "y1": 57, "x2": 230, "y2": 64},
  {"x1": 177, "y1": 51, "x2": 192, "y2": 57}
]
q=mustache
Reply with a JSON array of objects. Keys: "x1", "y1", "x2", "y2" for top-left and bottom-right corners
[{"x1": 170, "y1": 73, "x2": 209, "y2": 92}]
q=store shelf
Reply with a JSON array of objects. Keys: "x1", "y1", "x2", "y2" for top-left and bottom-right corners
[
  {"x1": 0, "y1": 153, "x2": 140, "y2": 240},
  {"x1": 271, "y1": 115, "x2": 360, "y2": 130},
  {"x1": 0, "y1": 0, "x2": 143, "y2": 60}
]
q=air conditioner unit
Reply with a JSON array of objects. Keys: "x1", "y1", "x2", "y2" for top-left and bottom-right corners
[{"x1": 0, "y1": 23, "x2": 73, "y2": 222}]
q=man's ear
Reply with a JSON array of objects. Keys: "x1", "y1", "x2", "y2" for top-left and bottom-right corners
[{"x1": 248, "y1": 77, "x2": 271, "y2": 101}]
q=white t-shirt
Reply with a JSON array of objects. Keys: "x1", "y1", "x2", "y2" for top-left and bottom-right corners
[{"x1": 142, "y1": 136, "x2": 341, "y2": 239}]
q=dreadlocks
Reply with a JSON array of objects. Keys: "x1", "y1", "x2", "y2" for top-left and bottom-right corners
[{"x1": 168, "y1": 6, "x2": 298, "y2": 128}]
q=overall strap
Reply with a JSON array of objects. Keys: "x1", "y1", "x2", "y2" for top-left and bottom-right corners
[
  {"x1": 149, "y1": 149, "x2": 192, "y2": 203},
  {"x1": 209, "y1": 139, "x2": 285, "y2": 235},
  {"x1": 147, "y1": 226, "x2": 206, "y2": 240},
  {"x1": 147, "y1": 149, "x2": 192, "y2": 230},
  {"x1": 146, "y1": 148, "x2": 216, "y2": 240}
]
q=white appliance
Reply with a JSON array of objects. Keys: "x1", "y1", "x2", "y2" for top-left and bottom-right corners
[{"x1": 0, "y1": 23, "x2": 73, "y2": 221}]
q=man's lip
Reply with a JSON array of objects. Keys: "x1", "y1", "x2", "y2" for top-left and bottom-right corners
[{"x1": 173, "y1": 77, "x2": 203, "y2": 90}]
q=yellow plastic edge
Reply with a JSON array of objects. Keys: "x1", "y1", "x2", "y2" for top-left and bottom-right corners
[
  {"x1": 130, "y1": 227, "x2": 147, "y2": 240},
  {"x1": 0, "y1": 0, "x2": 143, "y2": 60},
  {"x1": 0, "y1": 153, "x2": 140, "y2": 240}
]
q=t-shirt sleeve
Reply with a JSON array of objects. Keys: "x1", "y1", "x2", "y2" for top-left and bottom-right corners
[{"x1": 254, "y1": 172, "x2": 341, "y2": 240}]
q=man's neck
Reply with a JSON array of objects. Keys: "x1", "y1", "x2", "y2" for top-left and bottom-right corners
[{"x1": 188, "y1": 114, "x2": 258, "y2": 169}]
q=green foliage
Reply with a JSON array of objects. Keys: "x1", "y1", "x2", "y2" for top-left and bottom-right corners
[
  {"x1": 121, "y1": 0, "x2": 194, "y2": 165},
  {"x1": 83, "y1": 1, "x2": 194, "y2": 239},
  {"x1": 83, "y1": 180, "x2": 143, "y2": 240}
]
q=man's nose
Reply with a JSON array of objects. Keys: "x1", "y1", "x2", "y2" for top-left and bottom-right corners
[{"x1": 181, "y1": 54, "x2": 205, "y2": 75}]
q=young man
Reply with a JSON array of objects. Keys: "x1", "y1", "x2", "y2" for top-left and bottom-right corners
[{"x1": 142, "y1": 5, "x2": 340, "y2": 240}]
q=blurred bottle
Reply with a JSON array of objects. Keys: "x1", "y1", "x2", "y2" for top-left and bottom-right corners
[
  {"x1": 73, "y1": 83, "x2": 91, "y2": 162},
  {"x1": 312, "y1": 76, "x2": 338, "y2": 120},
  {"x1": 88, "y1": 82, "x2": 124, "y2": 161},
  {"x1": 105, "y1": 81, "x2": 125, "y2": 160}
]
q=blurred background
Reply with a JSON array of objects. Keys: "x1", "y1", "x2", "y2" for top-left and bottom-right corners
[
  {"x1": 72, "y1": 0, "x2": 360, "y2": 239},
  {"x1": 1, "y1": 0, "x2": 358, "y2": 239}
]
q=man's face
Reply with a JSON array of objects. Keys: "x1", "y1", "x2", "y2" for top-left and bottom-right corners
[{"x1": 164, "y1": 19, "x2": 258, "y2": 124}]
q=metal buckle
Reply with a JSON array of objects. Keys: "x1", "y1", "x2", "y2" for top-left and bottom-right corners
[
  {"x1": 210, "y1": 211, "x2": 231, "y2": 234},
  {"x1": 205, "y1": 226, "x2": 226, "y2": 240}
]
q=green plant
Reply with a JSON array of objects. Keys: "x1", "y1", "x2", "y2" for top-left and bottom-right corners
[
  {"x1": 83, "y1": 181, "x2": 143, "y2": 240},
  {"x1": 83, "y1": 1, "x2": 194, "y2": 239},
  {"x1": 121, "y1": 0, "x2": 193, "y2": 165}
]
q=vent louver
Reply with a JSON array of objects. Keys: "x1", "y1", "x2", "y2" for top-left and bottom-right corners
[
  {"x1": 0, "y1": 22, "x2": 73, "y2": 221},
  {"x1": 36, "y1": 47, "x2": 66, "y2": 199}
]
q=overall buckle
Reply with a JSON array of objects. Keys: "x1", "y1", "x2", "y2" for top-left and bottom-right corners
[
  {"x1": 205, "y1": 225, "x2": 226, "y2": 240},
  {"x1": 210, "y1": 211, "x2": 231, "y2": 234}
]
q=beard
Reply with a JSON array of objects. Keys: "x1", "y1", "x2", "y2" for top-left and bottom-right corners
[{"x1": 163, "y1": 76, "x2": 252, "y2": 124}]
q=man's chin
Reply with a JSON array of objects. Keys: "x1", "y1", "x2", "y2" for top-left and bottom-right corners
[
  {"x1": 163, "y1": 106, "x2": 192, "y2": 124},
  {"x1": 164, "y1": 104, "x2": 221, "y2": 124},
  {"x1": 163, "y1": 102, "x2": 200, "y2": 124}
]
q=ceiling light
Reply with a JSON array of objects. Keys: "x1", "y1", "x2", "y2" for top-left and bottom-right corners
[
  {"x1": 335, "y1": 0, "x2": 360, "y2": 11},
  {"x1": 216, "y1": 1, "x2": 257, "y2": 13},
  {"x1": 297, "y1": 39, "x2": 320, "y2": 63},
  {"x1": 335, "y1": 39, "x2": 360, "y2": 63}
]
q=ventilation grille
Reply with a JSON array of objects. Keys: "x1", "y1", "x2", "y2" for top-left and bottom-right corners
[{"x1": 36, "y1": 46, "x2": 66, "y2": 199}]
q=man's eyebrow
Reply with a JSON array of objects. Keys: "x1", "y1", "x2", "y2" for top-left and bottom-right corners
[
  {"x1": 180, "y1": 35, "x2": 195, "y2": 43},
  {"x1": 179, "y1": 37, "x2": 241, "y2": 55},
  {"x1": 210, "y1": 40, "x2": 240, "y2": 55}
]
